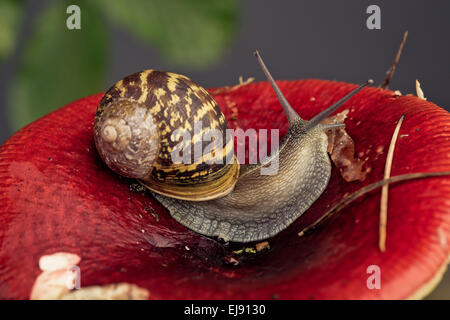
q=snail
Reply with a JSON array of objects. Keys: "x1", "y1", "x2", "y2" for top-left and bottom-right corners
[{"x1": 94, "y1": 51, "x2": 373, "y2": 243}]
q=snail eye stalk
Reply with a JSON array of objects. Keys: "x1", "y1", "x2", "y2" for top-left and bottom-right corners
[
  {"x1": 322, "y1": 123, "x2": 346, "y2": 131},
  {"x1": 305, "y1": 79, "x2": 374, "y2": 131},
  {"x1": 254, "y1": 50, "x2": 302, "y2": 126}
]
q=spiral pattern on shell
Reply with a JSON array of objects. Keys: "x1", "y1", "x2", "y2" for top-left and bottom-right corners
[{"x1": 94, "y1": 99, "x2": 159, "y2": 179}]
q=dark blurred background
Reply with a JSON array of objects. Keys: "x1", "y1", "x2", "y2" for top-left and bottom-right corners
[{"x1": 0, "y1": 0, "x2": 449, "y2": 298}]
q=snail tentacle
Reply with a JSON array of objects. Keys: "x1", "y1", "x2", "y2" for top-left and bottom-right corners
[{"x1": 254, "y1": 51, "x2": 302, "y2": 126}]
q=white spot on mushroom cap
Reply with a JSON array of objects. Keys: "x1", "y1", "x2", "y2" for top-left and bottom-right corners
[
  {"x1": 39, "y1": 252, "x2": 81, "y2": 272},
  {"x1": 31, "y1": 252, "x2": 149, "y2": 300},
  {"x1": 438, "y1": 227, "x2": 447, "y2": 248},
  {"x1": 416, "y1": 80, "x2": 427, "y2": 100},
  {"x1": 61, "y1": 283, "x2": 149, "y2": 300}
]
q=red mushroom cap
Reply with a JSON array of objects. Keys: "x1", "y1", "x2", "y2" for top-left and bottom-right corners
[{"x1": 0, "y1": 80, "x2": 449, "y2": 299}]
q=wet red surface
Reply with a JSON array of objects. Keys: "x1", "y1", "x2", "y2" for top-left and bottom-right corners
[{"x1": 0, "y1": 80, "x2": 449, "y2": 299}]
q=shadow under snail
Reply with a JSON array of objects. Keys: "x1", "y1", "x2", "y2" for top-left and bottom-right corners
[{"x1": 94, "y1": 51, "x2": 373, "y2": 243}]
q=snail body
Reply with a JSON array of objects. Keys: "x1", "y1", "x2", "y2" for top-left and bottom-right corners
[
  {"x1": 155, "y1": 122, "x2": 331, "y2": 242},
  {"x1": 94, "y1": 52, "x2": 372, "y2": 243}
]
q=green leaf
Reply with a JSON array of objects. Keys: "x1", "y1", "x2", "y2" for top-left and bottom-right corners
[
  {"x1": 93, "y1": 0, "x2": 238, "y2": 68},
  {"x1": 8, "y1": 1, "x2": 107, "y2": 130},
  {"x1": 0, "y1": 0, "x2": 23, "y2": 63}
]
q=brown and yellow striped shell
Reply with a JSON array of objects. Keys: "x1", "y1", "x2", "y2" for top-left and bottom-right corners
[{"x1": 94, "y1": 70, "x2": 239, "y2": 201}]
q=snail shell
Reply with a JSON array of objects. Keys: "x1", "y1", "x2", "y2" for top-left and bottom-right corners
[{"x1": 94, "y1": 70, "x2": 239, "y2": 201}]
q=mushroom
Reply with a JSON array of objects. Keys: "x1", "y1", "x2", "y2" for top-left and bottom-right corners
[{"x1": 0, "y1": 80, "x2": 449, "y2": 299}]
